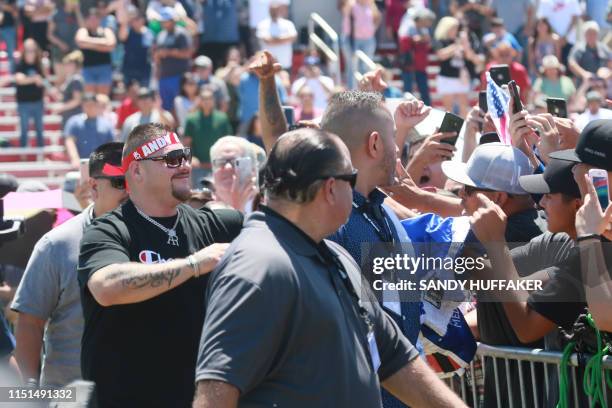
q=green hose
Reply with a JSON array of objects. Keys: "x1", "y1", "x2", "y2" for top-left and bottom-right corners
[
  {"x1": 582, "y1": 314, "x2": 611, "y2": 407},
  {"x1": 557, "y1": 341, "x2": 576, "y2": 408}
]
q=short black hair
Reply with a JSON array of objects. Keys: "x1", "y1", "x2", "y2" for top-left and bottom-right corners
[
  {"x1": 262, "y1": 128, "x2": 348, "y2": 203},
  {"x1": 89, "y1": 142, "x2": 124, "y2": 178}
]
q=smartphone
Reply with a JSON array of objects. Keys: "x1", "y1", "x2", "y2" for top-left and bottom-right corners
[
  {"x1": 546, "y1": 98, "x2": 568, "y2": 118},
  {"x1": 508, "y1": 80, "x2": 523, "y2": 114},
  {"x1": 439, "y1": 112, "x2": 464, "y2": 145},
  {"x1": 589, "y1": 168, "x2": 609, "y2": 210},
  {"x1": 80, "y1": 159, "x2": 90, "y2": 184},
  {"x1": 282, "y1": 106, "x2": 295, "y2": 127},
  {"x1": 489, "y1": 64, "x2": 511, "y2": 86},
  {"x1": 234, "y1": 156, "x2": 254, "y2": 187},
  {"x1": 478, "y1": 91, "x2": 488, "y2": 113}
]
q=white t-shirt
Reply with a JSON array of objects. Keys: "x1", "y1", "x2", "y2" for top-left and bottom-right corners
[
  {"x1": 575, "y1": 107, "x2": 612, "y2": 130},
  {"x1": 256, "y1": 18, "x2": 297, "y2": 69},
  {"x1": 291, "y1": 76, "x2": 335, "y2": 110},
  {"x1": 537, "y1": 0, "x2": 582, "y2": 44}
]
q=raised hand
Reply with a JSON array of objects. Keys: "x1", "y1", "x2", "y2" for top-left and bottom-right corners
[
  {"x1": 409, "y1": 131, "x2": 457, "y2": 165},
  {"x1": 527, "y1": 114, "x2": 559, "y2": 165},
  {"x1": 469, "y1": 193, "x2": 507, "y2": 243},
  {"x1": 358, "y1": 67, "x2": 387, "y2": 92},
  {"x1": 229, "y1": 169, "x2": 257, "y2": 211},
  {"x1": 249, "y1": 50, "x2": 282, "y2": 79},
  {"x1": 394, "y1": 99, "x2": 432, "y2": 131},
  {"x1": 575, "y1": 174, "x2": 612, "y2": 236}
]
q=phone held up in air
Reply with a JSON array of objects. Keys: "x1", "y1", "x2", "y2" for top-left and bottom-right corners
[
  {"x1": 234, "y1": 156, "x2": 255, "y2": 188},
  {"x1": 478, "y1": 91, "x2": 488, "y2": 113},
  {"x1": 80, "y1": 159, "x2": 90, "y2": 184},
  {"x1": 439, "y1": 112, "x2": 464, "y2": 146},
  {"x1": 507, "y1": 80, "x2": 523, "y2": 114},
  {"x1": 282, "y1": 106, "x2": 295, "y2": 127},
  {"x1": 489, "y1": 64, "x2": 511, "y2": 87},
  {"x1": 588, "y1": 168, "x2": 610, "y2": 210},
  {"x1": 546, "y1": 98, "x2": 568, "y2": 118}
]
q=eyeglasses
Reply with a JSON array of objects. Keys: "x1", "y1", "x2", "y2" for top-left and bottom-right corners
[
  {"x1": 316, "y1": 169, "x2": 358, "y2": 189},
  {"x1": 211, "y1": 157, "x2": 237, "y2": 169},
  {"x1": 93, "y1": 176, "x2": 126, "y2": 190},
  {"x1": 211, "y1": 156, "x2": 251, "y2": 169},
  {"x1": 463, "y1": 185, "x2": 496, "y2": 196},
  {"x1": 137, "y1": 148, "x2": 192, "y2": 168}
]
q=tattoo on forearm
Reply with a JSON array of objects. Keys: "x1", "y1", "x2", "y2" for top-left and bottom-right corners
[
  {"x1": 263, "y1": 80, "x2": 285, "y2": 129},
  {"x1": 105, "y1": 268, "x2": 182, "y2": 289}
]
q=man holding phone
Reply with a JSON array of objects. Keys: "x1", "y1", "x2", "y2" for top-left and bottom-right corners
[{"x1": 209, "y1": 136, "x2": 258, "y2": 212}]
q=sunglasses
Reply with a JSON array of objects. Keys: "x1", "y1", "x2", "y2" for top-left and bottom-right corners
[
  {"x1": 137, "y1": 148, "x2": 192, "y2": 168},
  {"x1": 316, "y1": 169, "x2": 358, "y2": 189},
  {"x1": 463, "y1": 185, "x2": 496, "y2": 196},
  {"x1": 211, "y1": 157, "x2": 238, "y2": 169},
  {"x1": 94, "y1": 176, "x2": 126, "y2": 190}
]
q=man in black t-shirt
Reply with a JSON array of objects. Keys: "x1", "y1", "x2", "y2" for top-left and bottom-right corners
[
  {"x1": 78, "y1": 123, "x2": 243, "y2": 407},
  {"x1": 470, "y1": 120, "x2": 612, "y2": 407}
]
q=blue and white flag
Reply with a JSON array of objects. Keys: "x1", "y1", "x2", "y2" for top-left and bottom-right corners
[{"x1": 401, "y1": 213, "x2": 477, "y2": 376}]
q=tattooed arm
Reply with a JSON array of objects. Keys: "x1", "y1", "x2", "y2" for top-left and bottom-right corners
[
  {"x1": 87, "y1": 243, "x2": 228, "y2": 306},
  {"x1": 250, "y1": 50, "x2": 287, "y2": 153}
]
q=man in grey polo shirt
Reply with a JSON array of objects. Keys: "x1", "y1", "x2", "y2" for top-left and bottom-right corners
[
  {"x1": 11, "y1": 142, "x2": 127, "y2": 388},
  {"x1": 193, "y1": 128, "x2": 465, "y2": 407}
]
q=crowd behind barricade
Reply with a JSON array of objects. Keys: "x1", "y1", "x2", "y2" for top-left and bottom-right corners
[{"x1": 0, "y1": 0, "x2": 611, "y2": 407}]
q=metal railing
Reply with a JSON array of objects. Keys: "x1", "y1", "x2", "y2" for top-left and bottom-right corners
[
  {"x1": 352, "y1": 49, "x2": 378, "y2": 85},
  {"x1": 445, "y1": 343, "x2": 612, "y2": 408},
  {"x1": 307, "y1": 13, "x2": 342, "y2": 86}
]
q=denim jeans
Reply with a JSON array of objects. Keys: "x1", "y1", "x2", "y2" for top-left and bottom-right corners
[
  {"x1": 402, "y1": 70, "x2": 431, "y2": 106},
  {"x1": 158, "y1": 75, "x2": 181, "y2": 111},
  {"x1": 18, "y1": 101, "x2": 44, "y2": 147},
  {"x1": 342, "y1": 36, "x2": 377, "y2": 89},
  {"x1": 0, "y1": 26, "x2": 16, "y2": 73}
]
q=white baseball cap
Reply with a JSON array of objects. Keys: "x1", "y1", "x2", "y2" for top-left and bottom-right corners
[{"x1": 441, "y1": 143, "x2": 534, "y2": 195}]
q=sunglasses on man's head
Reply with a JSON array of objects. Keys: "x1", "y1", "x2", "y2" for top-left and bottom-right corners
[
  {"x1": 315, "y1": 169, "x2": 358, "y2": 189},
  {"x1": 137, "y1": 148, "x2": 192, "y2": 168},
  {"x1": 94, "y1": 176, "x2": 126, "y2": 190}
]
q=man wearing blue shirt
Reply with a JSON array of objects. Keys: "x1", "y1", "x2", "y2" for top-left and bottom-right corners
[{"x1": 64, "y1": 93, "x2": 115, "y2": 169}]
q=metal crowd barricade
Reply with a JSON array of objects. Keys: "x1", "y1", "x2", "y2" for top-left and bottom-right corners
[
  {"x1": 443, "y1": 343, "x2": 612, "y2": 407},
  {"x1": 352, "y1": 50, "x2": 378, "y2": 85},
  {"x1": 307, "y1": 13, "x2": 342, "y2": 86}
]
